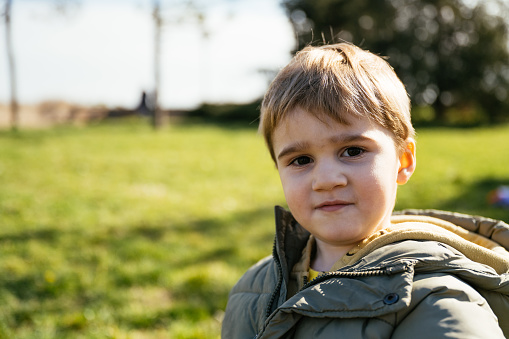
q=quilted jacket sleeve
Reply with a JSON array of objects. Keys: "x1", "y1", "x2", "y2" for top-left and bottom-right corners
[{"x1": 221, "y1": 256, "x2": 275, "y2": 339}]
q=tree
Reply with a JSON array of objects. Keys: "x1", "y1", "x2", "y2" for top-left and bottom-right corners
[
  {"x1": 2, "y1": 0, "x2": 80, "y2": 131},
  {"x1": 149, "y1": 0, "x2": 212, "y2": 129},
  {"x1": 152, "y1": 0, "x2": 163, "y2": 129},
  {"x1": 282, "y1": 0, "x2": 509, "y2": 123},
  {"x1": 3, "y1": 0, "x2": 19, "y2": 131}
]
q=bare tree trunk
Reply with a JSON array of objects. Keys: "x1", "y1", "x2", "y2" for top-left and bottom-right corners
[
  {"x1": 5, "y1": 0, "x2": 19, "y2": 131},
  {"x1": 152, "y1": 0, "x2": 162, "y2": 129}
]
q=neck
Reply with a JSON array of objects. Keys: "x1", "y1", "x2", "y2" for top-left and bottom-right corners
[{"x1": 311, "y1": 239, "x2": 359, "y2": 272}]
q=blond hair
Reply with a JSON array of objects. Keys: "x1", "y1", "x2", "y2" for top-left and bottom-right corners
[{"x1": 260, "y1": 43, "x2": 414, "y2": 162}]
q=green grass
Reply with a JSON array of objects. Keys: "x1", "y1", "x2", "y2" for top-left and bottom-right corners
[
  {"x1": 0, "y1": 118, "x2": 508, "y2": 338},
  {"x1": 397, "y1": 125, "x2": 509, "y2": 221}
]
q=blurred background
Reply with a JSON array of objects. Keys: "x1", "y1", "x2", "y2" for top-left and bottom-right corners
[
  {"x1": 2, "y1": 0, "x2": 509, "y2": 128},
  {"x1": 0, "y1": 0, "x2": 295, "y2": 128},
  {"x1": 1, "y1": 0, "x2": 509, "y2": 338}
]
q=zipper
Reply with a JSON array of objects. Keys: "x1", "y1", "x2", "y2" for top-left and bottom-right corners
[
  {"x1": 265, "y1": 244, "x2": 413, "y2": 318},
  {"x1": 265, "y1": 238, "x2": 283, "y2": 318},
  {"x1": 259, "y1": 260, "x2": 412, "y2": 338},
  {"x1": 300, "y1": 263, "x2": 413, "y2": 292},
  {"x1": 265, "y1": 242, "x2": 412, "y2": 318}
]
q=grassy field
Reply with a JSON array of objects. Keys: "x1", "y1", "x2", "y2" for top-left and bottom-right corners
[{"x1": 0, "y1": 118, "x2": 508, "y2": 338}]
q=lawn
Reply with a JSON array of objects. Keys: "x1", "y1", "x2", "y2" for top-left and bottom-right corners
[{"x1": 0, "y1": 118, "x2": 508, "y2": 338}]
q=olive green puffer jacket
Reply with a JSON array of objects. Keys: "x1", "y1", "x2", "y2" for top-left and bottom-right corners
[{"x1": 222, "y1": 207, "x2": 509, "y2": 338}]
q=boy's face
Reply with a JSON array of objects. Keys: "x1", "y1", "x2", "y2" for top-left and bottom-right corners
[{"x1": 272, "y1": 107, "x2": 415, "y2": 250}]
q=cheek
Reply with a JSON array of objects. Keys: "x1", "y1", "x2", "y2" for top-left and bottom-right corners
[
  {"x1": 279, "y1": 175, "x2": 307, "y2": 208},
  {"x1": 363, "y1": 162, "x2": 399, "y2": 198}
]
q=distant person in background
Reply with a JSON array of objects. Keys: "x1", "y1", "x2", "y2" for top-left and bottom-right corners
[
  {"x1": 221, "y1": 43, "x2": 509, "y2": 338},
  {"x1": 135, "y1": 91, "x2": 151, "y2": 116}
]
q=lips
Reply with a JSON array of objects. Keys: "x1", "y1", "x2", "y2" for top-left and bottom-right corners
[{"x1": 315, "y1": 200, "x2": 352, "y2": 212}]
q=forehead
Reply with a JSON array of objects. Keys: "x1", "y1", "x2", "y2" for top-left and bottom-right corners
[
  {"x1": 272, "y1": 108, "x2": 398, "y2": 153},
  {"x1": 274, "y1": 107, "x2": 378, "y2": 138}
]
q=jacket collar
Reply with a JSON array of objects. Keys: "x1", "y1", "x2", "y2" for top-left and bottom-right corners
[{"x1": 274, "y1": 206, "x2": 310, "y2": 284}]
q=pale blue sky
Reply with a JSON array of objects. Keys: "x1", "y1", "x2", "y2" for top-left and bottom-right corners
[{"x1": 0, "y1": 0, "x2": 295, "y2": 109}]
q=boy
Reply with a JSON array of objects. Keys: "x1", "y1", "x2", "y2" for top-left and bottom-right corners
[{"x1": 222, "y1": 43, "x2": 509, "y2": 338}]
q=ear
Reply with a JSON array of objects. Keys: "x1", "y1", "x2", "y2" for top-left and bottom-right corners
[{"x1": 397, "y1": 138, "x2": 416, "y2": 185}]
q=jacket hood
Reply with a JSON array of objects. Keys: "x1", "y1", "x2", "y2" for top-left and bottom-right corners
[
  {"x1": 274, "y1": 206, "x2": 509, "y2": 275},
  {"x1": 337, "y1": 212, "x2": 509, "y2": 274}
]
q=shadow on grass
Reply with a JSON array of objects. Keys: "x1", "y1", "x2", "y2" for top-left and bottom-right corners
[
  {"x1": 0, "y1": 205, "x2": 277, "y2": 333},
  {"x1": 432, "y1": 177, "x2": 509, "y2": 222},
  {"x1": 109, "y1": 205, "x2": 276, "y2": 329},
  {"x1": 0, "y1": 228, "x2": 59, "y2": 243}
]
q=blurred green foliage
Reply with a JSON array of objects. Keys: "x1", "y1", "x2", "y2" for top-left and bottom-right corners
[
  {"x1": 282, "y1": 0, "x2": 509, "y2": 124},
  {"x1": 0, "y1": 117, "x2": 508, "y2": 337}
]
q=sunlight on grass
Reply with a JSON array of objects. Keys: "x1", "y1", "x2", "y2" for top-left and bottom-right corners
[
  {"x1": 0, "y1": 119, "x2": 508, "y2": 338},
  {"x1": 0, "y1": 120, "x2": 282, "y2": 338},
  {"x1": 397, "y1": 125, "x2": 509, "y2": 220}
]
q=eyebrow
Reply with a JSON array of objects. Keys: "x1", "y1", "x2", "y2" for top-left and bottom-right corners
[
  {"x1": 276, "y1": 134, "x2": 375, "y2": 161},
  {"x1": 276, "y1": 141, "x2": 310, "y2": 161}
]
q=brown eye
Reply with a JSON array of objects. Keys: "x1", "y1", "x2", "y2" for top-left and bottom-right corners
[
  {"x1": 292, "y1": 156, "x2": 312, "y2": 166},
  {"x1": 342, "y1": 147, "x2": 364, "y2": 157}
]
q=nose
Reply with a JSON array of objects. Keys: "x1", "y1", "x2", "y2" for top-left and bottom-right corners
[{"x1": 311, "y1": 159, "x2": 347, "y2": 191}]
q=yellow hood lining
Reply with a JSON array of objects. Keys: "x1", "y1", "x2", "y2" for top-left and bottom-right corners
[{"x1": 331, "y1": 215, "x2": 509, "y2": 274}]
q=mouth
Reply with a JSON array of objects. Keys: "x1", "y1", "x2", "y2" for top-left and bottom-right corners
[{"x1": 315, "y1": 200, "x2": 352, "y2": 212}]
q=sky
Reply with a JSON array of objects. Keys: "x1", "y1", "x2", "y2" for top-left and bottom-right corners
[{"x1": 0, "y1": 0, "x2": 296, "y2": 110}]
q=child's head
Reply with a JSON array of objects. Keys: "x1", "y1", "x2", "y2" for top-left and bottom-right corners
[
  {"x1": 260, "y1": 43, "x2": 415, "y2": 162},
  {"x1": 260, "y1": 43, "x2": 417, "y2": 263}
]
